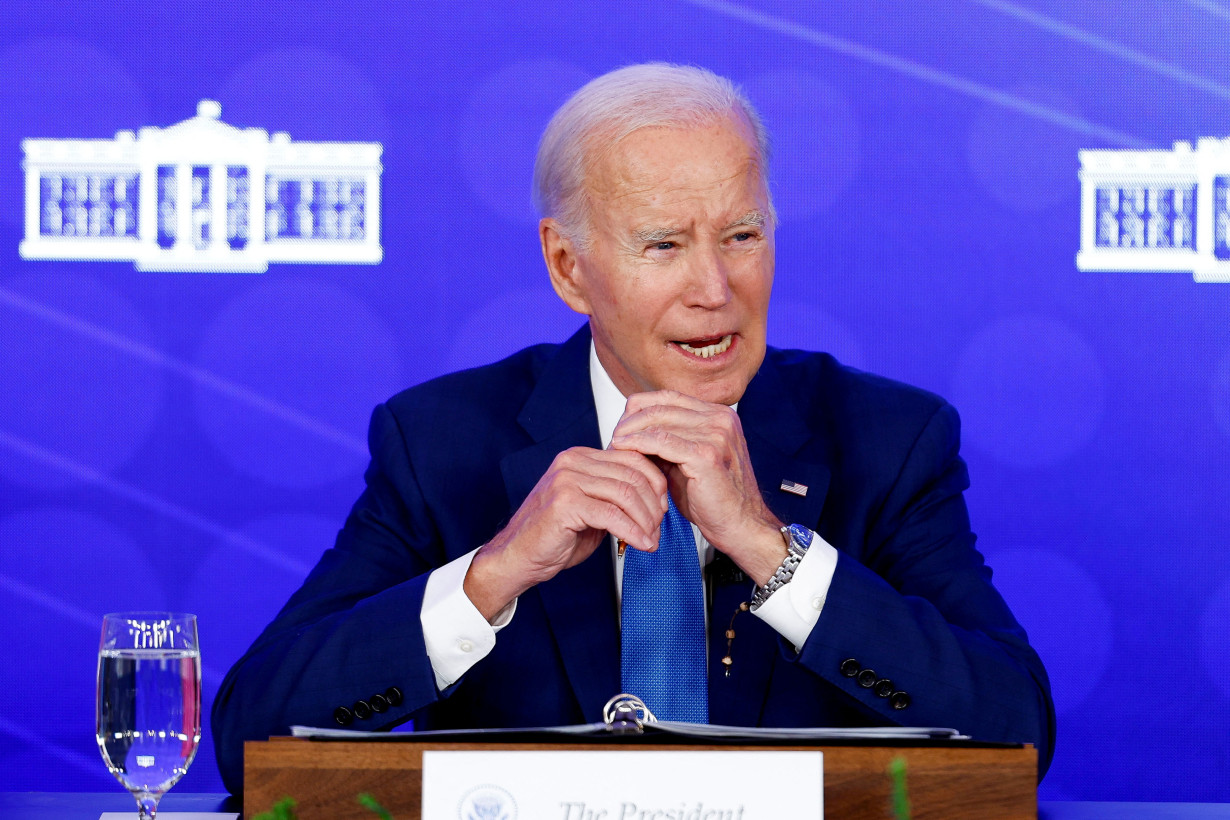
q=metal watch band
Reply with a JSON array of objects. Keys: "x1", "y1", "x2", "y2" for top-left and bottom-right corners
[{"x1": 749, "y1": 524, "x2": 814, "y2": 611}]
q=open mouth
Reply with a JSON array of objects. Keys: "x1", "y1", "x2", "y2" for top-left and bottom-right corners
[{"x1": 674, "y1": 334, "x2": 733, "y2": 359}]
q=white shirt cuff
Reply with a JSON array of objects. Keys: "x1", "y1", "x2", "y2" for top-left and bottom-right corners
[
  {"x1": 421, "y1": 547, "x2": 517, "y2": 691},
  {"x1": 750, "y1": 532, "x2": 839, "y2": 651}
]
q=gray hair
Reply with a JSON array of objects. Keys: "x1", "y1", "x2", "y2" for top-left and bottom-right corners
[{"x1": 532, "y1": 63, "x2": 773, "y2": 247}]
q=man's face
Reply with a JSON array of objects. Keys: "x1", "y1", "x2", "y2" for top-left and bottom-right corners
[{"x1": 551, "y1": 117, "x2": 775, "y2": 406}]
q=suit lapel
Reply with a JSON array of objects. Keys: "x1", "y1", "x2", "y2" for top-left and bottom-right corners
[
  {"x1": 739, "y1": 354, "x2": 831, "y2": 534},
  {"x1": 499, "y1": 326, "x2": 620, "y2": 722},
  {"x1": 708, "y1": 354, "x2": 833, "y2": 726}
]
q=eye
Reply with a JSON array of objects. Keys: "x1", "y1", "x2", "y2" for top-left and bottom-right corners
[
  {"x1": 653, "y1": 241, "x2": 675, "y2": 251},
  {"x1": 731, "y1": 231, "x2": 755, "y2": 242}
]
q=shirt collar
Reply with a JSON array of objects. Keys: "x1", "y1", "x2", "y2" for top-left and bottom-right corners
[{"x1": 589, "y1": 341, "x2": 627, "y2": 450}]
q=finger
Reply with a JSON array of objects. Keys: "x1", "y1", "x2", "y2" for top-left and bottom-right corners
[
  {"x1": 619, "y1": 538, "x2": 660, "y2": 554},
  {"x1": 560, "y1": 489, "x2": 662, "y2": 552},
  {"x1": 622, "y1": 389, "x2": 715, "y2": 416},
  {"x1": 571, "y1": 471, "x2": 666, "y2": 547},
  {"x1": 548, "y1": 449, "x2": 669, "y2": 537},
  {"x1": 619, "y1": 393, "x2": 718, "y2": 432},
  {"x1": 562, "y1": 447, "x2": 670, "y2": 500},
  {"x1": 609, "y1": 427, "x2": 725, "y2": 478},
  {"x1": 615, "y1": 398, "x2": 737, "y2": 443}
]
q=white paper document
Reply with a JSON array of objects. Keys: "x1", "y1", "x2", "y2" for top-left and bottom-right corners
[{"x1": 290, "y1": 721, "x2": 964, "y2": 742}]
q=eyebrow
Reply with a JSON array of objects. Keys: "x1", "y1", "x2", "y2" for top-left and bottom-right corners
[
  {"x1": 724, "y1": 210, "x2": 766, "y2": 230},
  {"x1": 632, "y1": 210, "x2": 767, "y2": 244},
  {"x1": 633, "y1": 225, "x2": 682, "y2": 243}
]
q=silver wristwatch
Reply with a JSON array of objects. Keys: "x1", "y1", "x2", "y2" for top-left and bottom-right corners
[{"x1": 749, "y1": 523, "x2": 813, "y2": 611}]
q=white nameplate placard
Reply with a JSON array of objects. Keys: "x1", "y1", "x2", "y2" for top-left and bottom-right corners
[{"x1": 422, "y1": 749, "x2": 822, "y2": 819}]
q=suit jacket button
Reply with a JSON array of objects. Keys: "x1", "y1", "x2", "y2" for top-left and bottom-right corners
[
  {"x1": 353, "y1": 699, "x2": 373, "y2": 720},
  {"x1": 370, "y1": 693, "x2": 390, "y2": 713},
  {"x1": 890, "y1": 691, "x2": 911, "y2": 710},
  {"x1": 385, "y1": 686, "x2": 404, "y2": 706},
  {"x1": 857, "y1": 669, "x2": 878, "y2": 688},
  {"x1": 839, "y1": 659, "x2": 861, "y2": 677},
  {"x1": 333, "y1": 706, "x2": 354, "y2": 726},
  {"x1": 874, "y1": 679, "x2": 894, "y2": 698}
]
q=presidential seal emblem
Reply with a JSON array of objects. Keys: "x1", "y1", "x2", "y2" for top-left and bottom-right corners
[{"x1": 458, "y1": 784, "x2": 517, "y2": 820}]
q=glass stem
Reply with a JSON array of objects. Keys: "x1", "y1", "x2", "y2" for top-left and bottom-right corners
[{"x1": 135, "y1": 791, "x2": 161, "y2": 819}]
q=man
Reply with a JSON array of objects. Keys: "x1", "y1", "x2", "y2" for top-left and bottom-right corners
[{"x1": 212, "y1": 63, "x2": 1055, "y2": 793}]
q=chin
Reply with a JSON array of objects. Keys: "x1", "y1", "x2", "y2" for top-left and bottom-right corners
[{"x1": 671, "y1": 373, "x2": 752, "y2": 406}]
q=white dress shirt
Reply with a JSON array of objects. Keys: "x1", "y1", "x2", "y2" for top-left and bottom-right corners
[{"x1": 420, "y1": 343, "x2": 839, "y2": 691}]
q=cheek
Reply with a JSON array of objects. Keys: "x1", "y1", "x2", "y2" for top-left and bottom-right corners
[
  {"x1": 586, "y1": 264, "x2": 634, "y2": 312},
  {"x1": 734, "y1": 262, "x2": 774, "y2": 310},
  {"x1": 605, "y1": 277, "x2": 668, "y2": 324}
]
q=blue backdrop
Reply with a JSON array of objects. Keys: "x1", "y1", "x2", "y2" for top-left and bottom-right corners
[{"x1": 2, "y1": 0, "x2": 1228, "y2": 802}]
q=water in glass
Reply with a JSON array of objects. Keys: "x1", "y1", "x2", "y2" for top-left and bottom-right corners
[{"x1": 96, "y1": 613, "x2": 201, "y2": 819}]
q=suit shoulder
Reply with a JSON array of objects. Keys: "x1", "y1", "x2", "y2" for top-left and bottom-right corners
[
  {"x1": 764, "y1": 346, "x2": 953, "y2": 434},
  {"x1": 760, "y1": 347, "x2": 963, "y2": 498},
  {"x1": 383, "y1": 341, "x2": 560, "y2": 422}
]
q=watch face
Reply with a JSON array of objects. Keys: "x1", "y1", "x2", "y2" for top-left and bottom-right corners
[{"x1": 786, "y1": 523, "x2": 813, "y2": 553}]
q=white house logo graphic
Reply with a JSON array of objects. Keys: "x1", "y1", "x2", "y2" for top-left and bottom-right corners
[
  {"x1": 1078, "y1": 137, "x2": 1230, "y2": 282},
  {"x1": 20, "y1": 101, "x2": 382, "y2": 272}
]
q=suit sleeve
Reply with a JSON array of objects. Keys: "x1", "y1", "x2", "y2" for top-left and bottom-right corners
[
  {"x1": 792, "y1": 402, "x2": 1056, "y2": 775},
  {"x1": 210, "y1": 402, "x2": 448, "y2": 794}
]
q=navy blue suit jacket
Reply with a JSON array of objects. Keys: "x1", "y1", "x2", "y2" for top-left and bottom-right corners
[{"x1": 212, "y1": 326, "x2": 1055, "y2": 793}]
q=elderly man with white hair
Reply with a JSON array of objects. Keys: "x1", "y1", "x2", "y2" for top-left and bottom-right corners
[{"x1": 213, "y1": 62, "x2": 1055, "y2": 794}]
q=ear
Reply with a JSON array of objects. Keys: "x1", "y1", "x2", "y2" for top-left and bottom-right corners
[{"x1": 540, "y1": 218, "x2": 593, "y2": 315}]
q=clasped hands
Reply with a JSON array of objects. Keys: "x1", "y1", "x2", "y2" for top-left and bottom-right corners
[{"x1": 465, "y1": 390, "x2": 786, "y2": 621}]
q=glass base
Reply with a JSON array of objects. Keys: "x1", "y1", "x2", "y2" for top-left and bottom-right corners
[{"x1": 133, "y1": 790, "x2": 162, "y2": 819}]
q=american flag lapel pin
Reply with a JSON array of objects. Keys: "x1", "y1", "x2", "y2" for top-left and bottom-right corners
[{"x1": 780, "y1": 479, "x2": 808, "y2": 497}]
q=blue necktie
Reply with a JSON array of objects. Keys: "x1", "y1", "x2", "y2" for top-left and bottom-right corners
[{"x1": 620, "y1": 495, "x2": 709, "y2": 723}]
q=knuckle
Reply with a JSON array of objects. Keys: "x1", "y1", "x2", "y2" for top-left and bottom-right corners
[
  {"x1": 550, "y1": 480, "x2": 579, "y2": 506},
  {"x1": 618, "y1": 462, "x2": 646, "y2": 487},
  {"x1": 546, "y1": 466, "x2": 588, "y2": 497},
  {"x1": 600, "y1": 501, "x2": 629, "y2": 530},
  {"x1": 615, "y1": 480, "x2": 639, "y2": 506},
  {"x1": 633, "y1": 404, "x2": 665, "y2": 424}
]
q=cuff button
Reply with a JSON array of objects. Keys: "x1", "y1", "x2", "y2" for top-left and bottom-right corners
[
  {"x1": 333, "y1": 706, "x2": 354, "y2": 726},
  {"x1": 353, "y1": 699, "x2": 373, "y2": 720},
  {"x1": 370, "y1": 693, "x2": 389, "y2": 713},
  {"x1": 857, "y1": 669, "x2": 878, "y2": 688},
  {"x1": 385, "y1": 686, "x2": 404, "y2": 706},
  {"x1": 874, "y1": 679, "x2": 894, "y2": 698},
  {"x1": 890, "y1": 691, "x2": 912, "y2": 710},
  {"x1": 839, "y1": 658, "x2": 860, "y2": 677}
]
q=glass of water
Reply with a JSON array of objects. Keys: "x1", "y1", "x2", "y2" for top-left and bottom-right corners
[{"x1": 96, "y1": 613, "x2": 201, "y2": 819}]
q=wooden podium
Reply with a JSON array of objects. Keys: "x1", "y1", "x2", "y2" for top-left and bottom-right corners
[{"x1": 244, "y1": 735, "x2": 1037, "y2": 819}]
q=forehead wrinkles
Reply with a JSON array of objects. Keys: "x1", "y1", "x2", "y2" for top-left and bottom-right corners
[
  {"x1": 578, "y1": 123, "x2": 768, "y2": 249},
  {"x1": 594, "y1": 155, "x2": 764, "y2": 233}
]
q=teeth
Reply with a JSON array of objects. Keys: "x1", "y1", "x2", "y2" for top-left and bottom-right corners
[{"x1": 678, "y1": 335, "x2": 733, "y2": 359}]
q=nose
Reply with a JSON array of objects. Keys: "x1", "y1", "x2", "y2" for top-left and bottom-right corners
[{"x1": 686, "y1": 248, "x2": 732, "y2": 309}]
